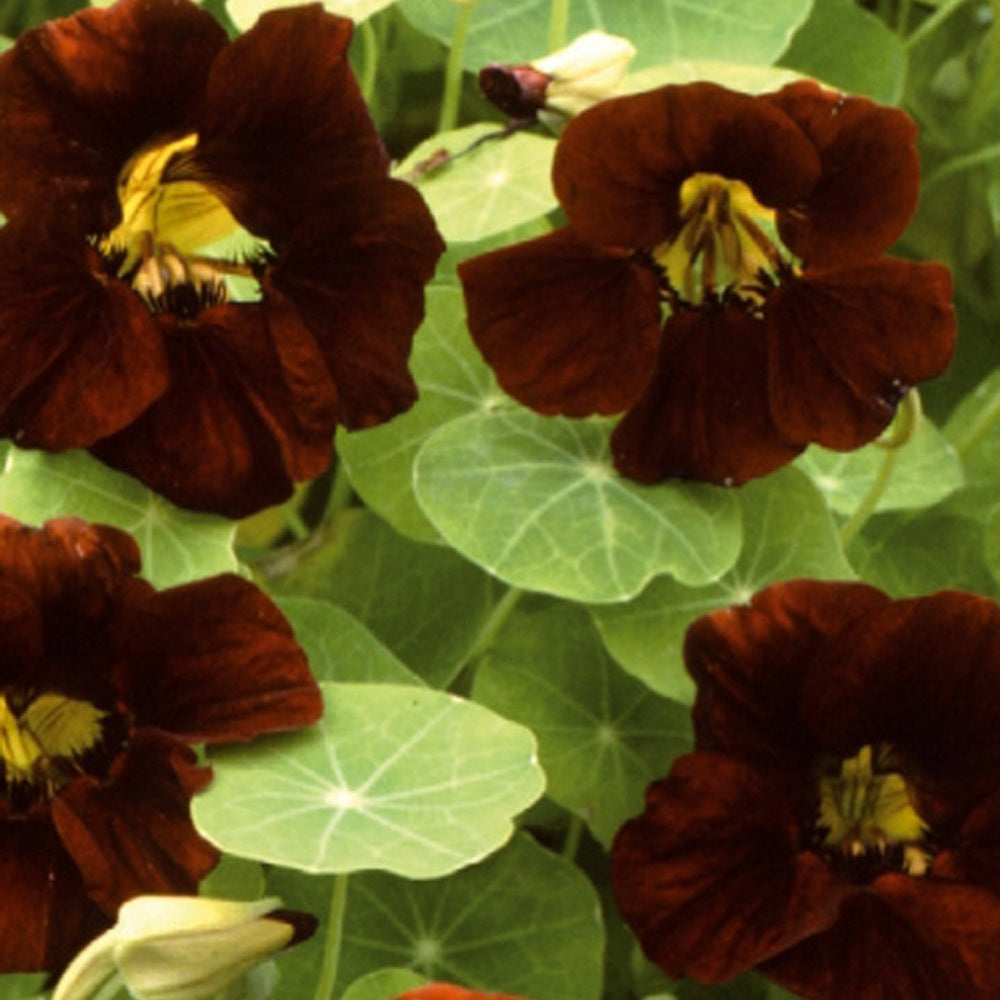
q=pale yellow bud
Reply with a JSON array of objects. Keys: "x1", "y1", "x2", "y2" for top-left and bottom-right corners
[
  {"x1": 53, "y1": 897, "x2": 316, "y2": 1000},
  {"x1": 534, "y1": 31, "x2": 637, "y2": 116}
]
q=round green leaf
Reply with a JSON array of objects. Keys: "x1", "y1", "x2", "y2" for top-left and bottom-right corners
[
  {"x1": 397, "y1": 0, "x2": 812, "y2": 72},
  {"x1": 414, "y1": 408, "x2": 741, "y2": 602},
  {"x1": 274, "y1": 597, "x2": 424, "y2": 686},
  {"x1": 193, "y1": 682, "x2": 545, "y2": 878},
  {"x1": 797, "y1": 417, "x2": 963, "y2": 516},
  {"x1": 0, "y1": 448, "x2": 237, "y2": 588},
  {"x1": 474, "y1": 603, "x2": 692, "y2": 844},
  {"x1": 945, "y1": 368, "x2": 1000, "y2": 522},
  {"x1": 270, "y1": 833, "x2": 604, "y2": 1000},
  {"x1": 396, "y1": 124, "x2": 558, "y2": 243},
  {"x1": 591, "y1": 467, "x2": 853, "y2": 702},
  {"x1": 338, "y1": 284, "x2": 503, "y2": 542}
]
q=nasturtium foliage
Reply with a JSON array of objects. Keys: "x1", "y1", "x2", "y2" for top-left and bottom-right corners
[
  {"x1": 395, "y1": 124, "x2": 558, "y2": 243},
  {"x1": 266, "y1": 509, "x2": 498, "y2": 688},
  {"x1": 337, "y1": 283, "x2": 505, "y2": 543},
  {"x1": 340, "y1": 970, "x2": 428, "y2": 1000},
  {"x1": 591, "y1": 467, "x2": 852, "y2": 703},
  {"x1": 397, "y1": 0, "x2": 813, "y2": 72},
  {"x1": 270, "y1": 833, "x2": 605, "y2": 1000},
  {"x1": 415, "y1": 409, "x2": 742, "y2": 602},
  {"x1": 474, "y1": 603, "x2": 692, "y2": 844},
  {"x1": 193, "y1": 682, "x2": 545, "y2": 878},
  {"x1": 798, "y1": 417, "x2": 963, "y2": 516},
  {"x1": 0, "y1": 448, "x2": 238, "y2": 588},
  {"x1": 227, "y1": 0, "x2": 397, "y2": 28}
]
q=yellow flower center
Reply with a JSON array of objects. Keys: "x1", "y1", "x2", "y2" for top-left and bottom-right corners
[
  {"x1": 101, "y1": 133, "x2": 240, "y2": 273},
  {"x1": 0, "y1": 691, "x2": 114, "y2": 806},
  {"x1": 816, "y1": 743, "x2": 931, "y2": 877},
  {"x1": 652, "y1": 172, "x2": 784, "y2": 305}
]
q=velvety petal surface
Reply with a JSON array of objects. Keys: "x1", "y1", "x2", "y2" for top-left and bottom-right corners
[
  {"x1": 0, "y1": 0, "x2": 226, "y2": 232},
  {"x1": 685, "y1": 580, "x2": 890, "y2": 770},
  {"x1": 459, "y1": 229, "x2": 661, "y2": 415},
  {"x1": 91, "y1": 303, "x2": 330, "y2": 518},
  {"x1": 0, "y1": 816, "x2": 108, "y2": 972},
  {"x1": 611, "y1": 753, "x2": 844, "y2": 983},
  {"x1": 265, "y1": 179, "x2": 444, "y2": 430},
  {"x1": 609, "y1": 305, "x2": 802, "y2": 485},
  {"x1": 0, "y1": 224, "x2": 168, "y2": 450},
  {"x1": 800, "y1": 590, "x2": 1000, "y2": 828},
  {"x1": 114, "y1": 574, "x2": 321, "y2": 743},
  {"x1": 766, "y1": 260, "x2": 956, "y2": 450},
  {"x1": 763, "y1": 877, "x2": 1000, "y2": 1000},
  {"x1": 553, "y1": 83, "x2": 820, "y2": 250},
  {"x1": 52, "y1": 730, "x2": 218, "y2": 914},
  {"x1": 765, "y1": 81, "x2": 920, "y2": 268},
  {"x1": 189, "y1": 6, "x2": 387, "y2": 240}
]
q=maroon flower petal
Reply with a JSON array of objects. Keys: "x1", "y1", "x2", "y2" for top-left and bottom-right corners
[
  {"x1": 0, "y1": 517, "x2": 141, "y2": 620},
  {"x1": 766, "y1": 260, "x2": 956, "y2": 450},
  {"x1": 800, "y1": 590, "x2": 1000, "y2": 828},
  {"x1": 0, "y1": 0, "x2": 226, "y2": 232},
  {"x1": 51, "y1": 729, "x2": 218, "y2": 914},
  {"x1": 0, "y1": 816, "x2": 107, "y2": 973},
  {"x1": 265, "y1": 180, "x2": 444, "y2": 430},
  {"x1": 552, "y1": 83, "x2": 821, "y2": 250},
  {"x1": 115, "y1": 574, "x2": 321, "y2": 743},
  {"x1": 459, "y1": 229, "x2": 661, "y2": 415},
  {"x1": 763, "y1": 877, "x2": 1000, "y2": 1000},
  {"x1": 0, "y1": 224, "x2": 168, "y2": 450},
  {"x1": 937, "y1": 787, "x2": 1000, "y2": 896},
  {"x1": 685, "y1": 580, "x2": 890, "y2": 770},
  {"x1": 611, "y1": 753, "x2": 844, "y2": 983},
  {"x1": 189, "y1": 6, "x2": 387, "y2": 240},
  {"x1": 609, "y1": 305, "x2": 803, "y2": 485},
  {"x1": 764, "y1": 81, "x2": 920, "y2": 268},
  {"x1": 0, "y1": 581, "x2": 44, "y2": 683},
  {"x1": 91, "y1": 303, "x2": 332, "y2": 518}
]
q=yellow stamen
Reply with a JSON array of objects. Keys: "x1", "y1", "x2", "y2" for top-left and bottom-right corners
[
  {"x1": 101, "y1": 134, "x2": 239, "y2": 273},
  {"x1": 652, "y1": 172, "x2": 781, "y2": 304},
  {"x1": 0, "y1": 692, "x2": 108, "y2": 789},
  {"x1": 817, "y1": 743, "x2": 930, "y2": 875}
]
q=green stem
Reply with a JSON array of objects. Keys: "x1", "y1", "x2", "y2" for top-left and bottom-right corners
[
  {"x1": 561, "y1": 814, "x2": 584, "y2": 860},
  {"x1": 324, "y1": 457, "x2": 354, "y2": 517},
  {"x1": 922, "y1": 141, "x2": 1000, "y2": 193},
  {"x1": 437, "y1": 3, "x2": 475, "y2": 133},
  {"x1": 312, "y1": 875, "x2": 349, "y2": 1000},
  {"x1": 904, "y1": 0, "x2": 966, "y2": 49},
  {"x1": 895, "y1": 0, "x2": 913, "y2": 36},
  {"x1": 359, "y1": 18, "x2": 378, "y2": 105},
  {"x1": 464, "y1": 586, "x2": 524, "y2": 667},
  {"x1": 282, "y1": 502, "x2": 310, "y2": 542},
  {"x1": 837, "y1": 391, "x2": 921, "y2": 548},
  {"x1": 548, "y1": 0, "x2": 570, "y2": 52},
  {"x1": 951, "y1": 389, "x2": 1000, "y2": 458}
]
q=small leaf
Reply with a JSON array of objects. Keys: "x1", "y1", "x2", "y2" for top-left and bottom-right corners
[
  {"x1": 227, "y1": 0, "x2": 396, "y2": 28},
  {"x1": 274, "y1": 597, "x2": 424, "y2": 686},
  {"x1": 341, "y1": 970, "x2": 428, "y2": 1000},
  {"x1": 415, "y1": 408, "x2": 741, "y2": 602},
  {"x1": 474, "y1": 603, "x2": 692, "y2": 844},
  {"x1": 0, "y1": 448, "x2": 237, "y2": 588},
  {"x1": 944, "y1": 368, "x2": 1000, "y2": 521},
  {"x1": 193, "y1": 682, "x2": 545, "y2": 878},
  {"x1": 591, "y1": 467, "x2": 852, "y2": 702},
  {"x1": 396, "y1": 124, "x2": 558, "y2": 243}
]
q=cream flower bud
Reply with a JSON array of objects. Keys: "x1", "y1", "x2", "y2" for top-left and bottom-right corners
[
  {"x1": 479, "y1": 31, "x2": 636, "y2": 121},
  {"x1": 53, "y1": 897, "x2": 317, "y2": 1000}
]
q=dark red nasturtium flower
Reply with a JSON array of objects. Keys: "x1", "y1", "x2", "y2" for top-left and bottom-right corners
[
  {"x1": 393, "y1": 986, "x2": 529, "y2": 1000},
  {"x1": 459, "y1": 81, "x2": 956, "y2": 487},
  {"x1": 0, "y1": 0, "x2": 444, "y2": 517},
  {"x1": 0, "y1": 515, "x2": 322, "y2": 973},
  {"x1": 611, "y1": 580, "x2": 1000, "y2": 999}
]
